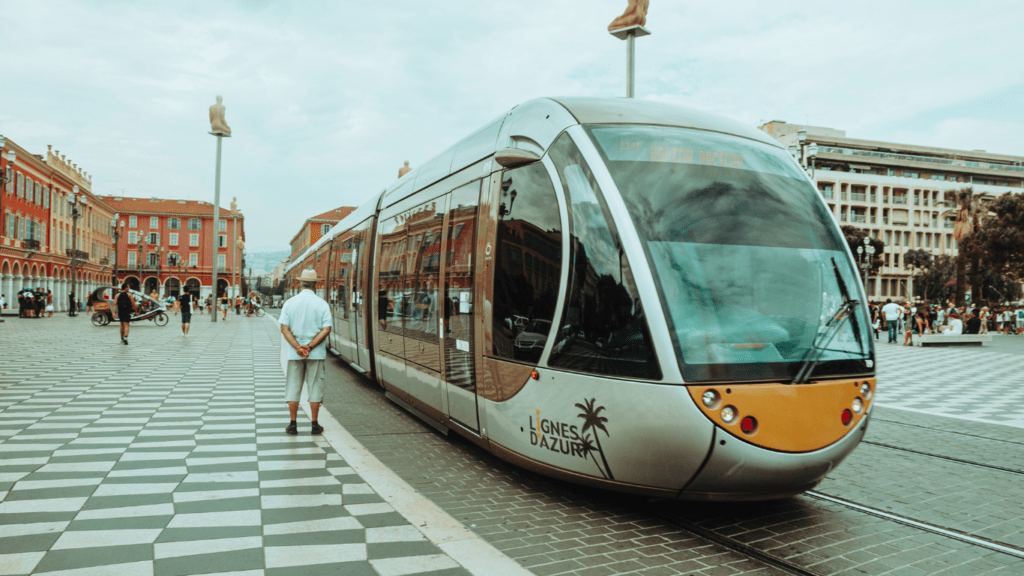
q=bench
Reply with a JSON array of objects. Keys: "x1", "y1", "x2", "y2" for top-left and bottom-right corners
[{"x1": 918, "y1": 334, "x2": 992, "y2": 347}]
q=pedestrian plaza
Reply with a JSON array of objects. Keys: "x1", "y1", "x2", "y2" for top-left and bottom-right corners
[
  {"x1": 1, "y1": 312, "x2": 1022, "y2": 576},
  {"x1": 0, "y1": 314, "x2": 523, "y2": 576}
]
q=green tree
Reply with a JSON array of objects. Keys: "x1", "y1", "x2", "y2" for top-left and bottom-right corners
[
  {"x1": 945, "y1": 187, "x2": 993, "y2": 306},
  {"x1": 977, "y1": 192, "x2": 1024, "y2": 287},
  {"x1": 840, "y1": 225, "x2": 884, "y2": 279},
  {"x1": 903, "y1": 249, "x2": 932, "y2": 300},
  {"x1": 915, "y1": 254, "x2": 956, "y2": 303}
]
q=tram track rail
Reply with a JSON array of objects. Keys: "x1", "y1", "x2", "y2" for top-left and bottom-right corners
[
  {"x1": 873, "y1": 417, "x2": 1024, "y2": 447},
  {"x1": 806, "y1": 491, "x2": 1024, "y2": 561},
  {"x1": 861, "y1": 439, "x2": 1024, "y2": 476}
]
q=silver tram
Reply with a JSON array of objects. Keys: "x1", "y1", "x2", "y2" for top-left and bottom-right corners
[{"x1": 282, "y1": 97, "x2": 876, "y2": 500}]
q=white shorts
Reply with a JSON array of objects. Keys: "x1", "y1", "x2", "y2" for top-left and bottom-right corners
[{"x1": 285, "y1": 359, "x2": 325, "y2": 403}]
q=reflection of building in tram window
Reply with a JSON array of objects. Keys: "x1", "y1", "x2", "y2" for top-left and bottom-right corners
[
  {"x1": 546, "y1": 132, "x2": 660, "y2": 380},
  {"x1": 492, "y1": 163, "x2": 563, "y2": 363}
]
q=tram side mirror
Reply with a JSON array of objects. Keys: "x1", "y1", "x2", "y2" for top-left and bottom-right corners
[{"x1": 494, "y1": 148, "x2": 541, "y2": 169}]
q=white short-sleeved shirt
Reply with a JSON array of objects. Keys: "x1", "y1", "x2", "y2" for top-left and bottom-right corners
[
  {"x1": 882, "y1": 302, "x2": 902, "y2": 321},
  {"x1": 279, "y1": 289, "x2": 333, "y2": 360}
]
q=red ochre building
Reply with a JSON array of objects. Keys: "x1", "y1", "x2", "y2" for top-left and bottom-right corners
[
  {"x1": 101, "y1": 196, "x2": 244, "y2": 299},
  {"x1": 2, "y1": 137, "x2": 116, "y2": 313},
  {"x1": 289, "y1": 205, "x2": 356, "y2": 261}
]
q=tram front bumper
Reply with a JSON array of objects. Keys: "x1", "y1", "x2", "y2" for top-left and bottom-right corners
[{"x1": 679, "y1": 413, "x2": 869, "y2": 500}]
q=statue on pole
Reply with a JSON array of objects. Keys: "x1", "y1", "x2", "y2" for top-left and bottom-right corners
[
  {"x1": 398, "y1": 161, "x2": 412, "y2": 178},
  {"x1": 608, "y1": 0, "x2": 650, "y2": 31},
  {"x1": 231, "y1": 196, "x2": 238, "y2": 212},
  {"x1": 209, "y1": 95, "x2": 232, "y2": 136}
]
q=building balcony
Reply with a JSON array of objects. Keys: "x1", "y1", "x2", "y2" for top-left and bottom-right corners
[
  {"x1": 851, "y1": 193, "x2": 867, "y2": 202},
  {"x1": 24, "y1": 239, "x2": 41, "y2": 250},
  {"x1": 944, "y1": 221, "x2": 955, "y2": 229},
  {"x1": 66, "y1": 249, "x2": 89, "y2": 260},
  {"x1": 99, "y1": 258, "x2": 110, "y2": 265},
  {"x1": 820, "y1": 190, "x2": 834, "y2": 199},
  {"x1": 851, "y1": 214, "x2": 867, "y2": 223},
  {"x1": 892, "y1": 197, "x2": 908, "y2": 205}
]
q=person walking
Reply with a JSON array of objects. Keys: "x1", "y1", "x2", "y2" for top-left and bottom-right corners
[
  {"x1": 220, "y1": 292, "x2": 230, "y2": 320},
  {"x1": 46, "y1": 290, "x2": 54, "y2": 317},
  {"x1": 881, "y1": 299, "x2": 901, "y2": 344},
  {"x1": 979, "y1": 307, "x2": 989, "y2": 335},
  {"x1": 68, "y1": 290, "x2": 76, "y2": 317},
  {"x1": 178, "y1": 290, "x2": 193, "y2": 337},
  {"x1": 279, "y1": 269, "x2": 333, "y2": 436},
  {"x1": 115, "y1": 283, "x2": 137, "y2": 345}
]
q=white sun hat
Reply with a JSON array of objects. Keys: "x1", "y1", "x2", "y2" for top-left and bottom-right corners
[{"x1": 298, "y1": 269, "x2": 319, "y2": 282}]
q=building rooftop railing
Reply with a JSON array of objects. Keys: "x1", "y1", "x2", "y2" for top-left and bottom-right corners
[{"x1": 817, "y1": 146, "x2": 1024, "y2": 173}]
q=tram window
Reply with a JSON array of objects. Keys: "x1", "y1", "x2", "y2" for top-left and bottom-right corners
[
  {"x1": 492, "y1": 163, "x2": 563, "y2": 363},
  {"x1": 546, "y1": 133, "x2": 660, "y2": 380},
  {"x1": 377, "y1": 214, "x2": 406, "y2": 345}
]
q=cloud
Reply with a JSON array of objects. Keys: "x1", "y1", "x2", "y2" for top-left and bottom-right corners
[{"x1": 1, "y1": 0, "x2": 1021, "y2": 251}]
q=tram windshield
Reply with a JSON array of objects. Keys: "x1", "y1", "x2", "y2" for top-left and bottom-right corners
[{"x1": 585, "y1": 125, "x2": 872, "y2": 382}]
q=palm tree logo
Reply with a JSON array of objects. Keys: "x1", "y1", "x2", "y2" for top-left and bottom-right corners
[{"x1": 575, "y1": 398, "x2": 613, "y2": 480}]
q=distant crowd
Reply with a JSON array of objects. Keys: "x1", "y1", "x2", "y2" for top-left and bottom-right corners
[
  {"x1": 1, "y1": 288, "x2": 56, "y2": 318},
  {"x1": 871, "y1": 299, "x2": 1024, "y2": 345}
]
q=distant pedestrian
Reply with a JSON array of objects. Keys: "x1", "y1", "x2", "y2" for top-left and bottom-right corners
[
  {"x1": 46, "y1": 290, "x2": 54, "y2": 317},
  {"x1": 116, "y1": 283, "x2": 137, "y2": 345},
  {"x1": 205, "y1": 295, "x2": 213, "y2": 315},
  {"x1": 881, "y1": 299, "x2": 901, "y2": 344},
  {"x1": 178, "y1": 290, "x2": 193, "y2": 337},
  {"x1": 979, "y1": 307, "x2": 989, "y2": 335},
  {"x1": 220, "y1": 293, "x2": 230, "y2": 320},
  {"x1": 68, "y1": 290, "x2": 76, "y2": 317},
  {"x1": 279, "y1": 269, "x2": 332, "y2": 436}
]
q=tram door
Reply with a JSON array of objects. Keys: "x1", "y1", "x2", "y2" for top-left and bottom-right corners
[
  {"x1": 350, "y1": 219, "x2": 372, "y2": 371},
  {"x1": 443, "y1": 181, "x2": 482, "y2": 430}
]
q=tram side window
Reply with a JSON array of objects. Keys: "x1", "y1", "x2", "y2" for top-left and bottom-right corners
[
  {"x1": 402, "y1": 199, "x2": 445, "y2": 347},
  {"x1": 546, "y1": 133, "x2": 660, "y2": 380},
  {"x1": 376, "y1": 215, "x2": 406, "y2": 341},
  {"x1": 492, "y1": 163, "x2": 562, "y2": 362}
]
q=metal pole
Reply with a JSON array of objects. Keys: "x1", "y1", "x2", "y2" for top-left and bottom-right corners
[
  {"x1": 233, "y1": 216, "x2": 238, "y2": 299},
  {"x1": 626, "y1": 30, "x2": 635, "y2": 98},
  {"x1": 211, "y1": 135, "x2": 222, "y2": 322},
  {"x1": 70, "y1": 210, "x2": 77, "y2": 316}
]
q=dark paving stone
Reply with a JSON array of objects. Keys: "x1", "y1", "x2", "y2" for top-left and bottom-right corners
[
  {"x1": 367, "y1": 540, "x2": 445, "y2": 559},
  {"x1": 156, "y1": 526, "x2": 262, "y2": 542},
  {"x1": 67, "y1": 516, "x2": 173, "y2": 531},
  {"x1": 263, "y1": 529, "x2": 365, "y2": 547},
  {"x1": 173, "y1": 496, "x2": 262, "y2": 514},
  {"x1": 33, "y1": 544, "x2": 153, "y2": 573},
  {"x1": 82, "y1": 493, "x2": 174, "y2": 509},
  {"x1": 265, "y1": 561, "x2": 378, "y2": 576},
  {"x1": 0, "y1": 532, "x2": 62, "y2": 552},
  {"x1": 261, "y1": 505, "x2": 351, "y2": 525}
]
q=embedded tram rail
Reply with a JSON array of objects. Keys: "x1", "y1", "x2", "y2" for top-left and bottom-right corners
[{"x1": 285, "y1": 331, "x2": 1024, "y2": 576}]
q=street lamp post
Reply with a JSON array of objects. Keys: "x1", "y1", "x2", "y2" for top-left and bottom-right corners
[
  {"x1": 110, "y1": 214, "x2": 121, "y2": 286},
  {"x1": 68, "y1": 187, "x2": 86, "y2": 316},
  {"x1": 788, "y1": 129, "x2": 819, "y2": 179},
  {"x1": 137, "y1": 238, "x2": 146, "y2": 292},
  {"x1": 208, "y1": 96, "x2": 231, "y2": 322},
  {"x1": 609, "y1": 25, "x2": 651, "y2": 98},
  {"x1": 235, "y1": 236, "x2": 244, "y2": 300},
  {"x1": 857, "y1": 236, "x2": 876, "y2": 295}
]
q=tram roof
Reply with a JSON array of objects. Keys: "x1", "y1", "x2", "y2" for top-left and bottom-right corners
[
  {"x1": 285, "y1": 97, "x2": 778, "y2": 276},
  {"x1": 548, "y1": 97, "x2": 780, "y2": 148}
]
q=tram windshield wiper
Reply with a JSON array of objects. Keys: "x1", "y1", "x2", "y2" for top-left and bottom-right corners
[{"x1": 791, "y1": 258, "x2": 861, "y2": 385}]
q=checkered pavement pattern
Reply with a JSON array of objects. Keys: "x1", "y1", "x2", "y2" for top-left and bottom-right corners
[
  {"x1": 873, "y1": 336, "x2": 1024, "y2": 428},
  {"x1": 0, "y1": 316, "x2": 470, "y2": 576}
]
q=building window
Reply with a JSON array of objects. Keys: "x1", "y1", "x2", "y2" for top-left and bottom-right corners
[
  {"x1": 129, "y1": 215, "x2": 137, "y2": 228},
  {"x1": 219, "y1": 234, "x2": 227, "y2": 247},
  {"x1": 128, "y1": 231, "x2": 138, "y2": 244},
  {"x1": 321, "y1": 223, "x2": 331, "y2": 235},
  {"x1": 168, "y1": 218, "x2": 180, "y2": 230},
  {"x1": 219, "y1": 220, "x2": 226, "y2": 232},
  {"x1": 150, "y1": 216, "x2": 158, "y2": 228},
  {"x1": 188, "y1": 218, "x2": 201, "y2": 230},
  {"x1": 128, "y1": 252, "x2": 136, "y2": 266},
  {"x1": 16, "y1": 174, "x2": 24, "y2": 197},
  {"x1": 190, "y1": 233, "x2": 199, "y2": 246},
  {"x1": 43, "y1": 188, "x2": 49, "y2": 208},
  {"x1": 169, "y1": 233, "x2": 178, "y2": 246},
  {"x1": 189, "y1": 253, "x2": 198, "y2": 266},
  {"x1": 147, "y1": 232, "x2": 159, "y2": 245},
  {"x1": 218, "y1": 254, "x2": 226, "y2": 269},
  {"x1": 167, "y1": 253, "x2": 178, "y2": 266}
]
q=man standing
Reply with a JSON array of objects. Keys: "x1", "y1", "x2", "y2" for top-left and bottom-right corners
[
  {"x1": 116, "y1": 283, "x2": 137, "y2": 345},
  {"x1": 279, "y1": 269, "x2": 332, "y2": 436},
  {"x1": 68, "y1": 290, "x2": 76, "y2": 317},
  {"x1": 881, "y1": 299, "x2": 902, "y2": 344},
  {"x1": 178, "y1": 289, "x2": 193, "y2": 337},
  {"x1": 964, "y1": 309, "x2": 981, "y2": 335}
]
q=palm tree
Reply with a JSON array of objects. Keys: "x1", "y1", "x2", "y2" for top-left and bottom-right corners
[
  {"x1": 944, "y1": 188, "x2": 993, "y2": 306},
  {"x1": 575, "y1": 398, "x2": 614, "y2": 480},
  {"x1": 577, "y1": 434, "x2": 607, "y2": 479}
]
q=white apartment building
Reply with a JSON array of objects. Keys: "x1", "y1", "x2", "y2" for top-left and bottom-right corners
[{"x1": 761, "y1": 121, "x2": 1024, "y2": 301}]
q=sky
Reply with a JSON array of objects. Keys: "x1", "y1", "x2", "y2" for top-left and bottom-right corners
[{"x1": 2, "y1": 0, "x2": 1022, "y2": 255}]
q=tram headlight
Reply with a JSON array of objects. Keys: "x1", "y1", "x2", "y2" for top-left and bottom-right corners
[
  {"x1": 720, "y1": 405, "x2": 737, "y2": 424},
  {"x1": 852, "y1": 397, "x2": 864, "y2": 414},
  {"x1": 702, "y1": 390, "x2": 720, "y2": 409},
  {"x1": 860, "y1": 382, "x2": 872, "y2": 400}
]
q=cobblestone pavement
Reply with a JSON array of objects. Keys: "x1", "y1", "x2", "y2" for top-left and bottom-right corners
[
  {"x1": 0, "y1": 314, "x2": 490, "y2": 576},
  {"x1": 871, "y1": 334, "x2": 1024, "y2": 428},
  {"x1": 272, "y1": 308, "x2": 1024, "y2": 576},
  {"x1": 6, "y1": 313, "x2": 1024, "y2": 576}
]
